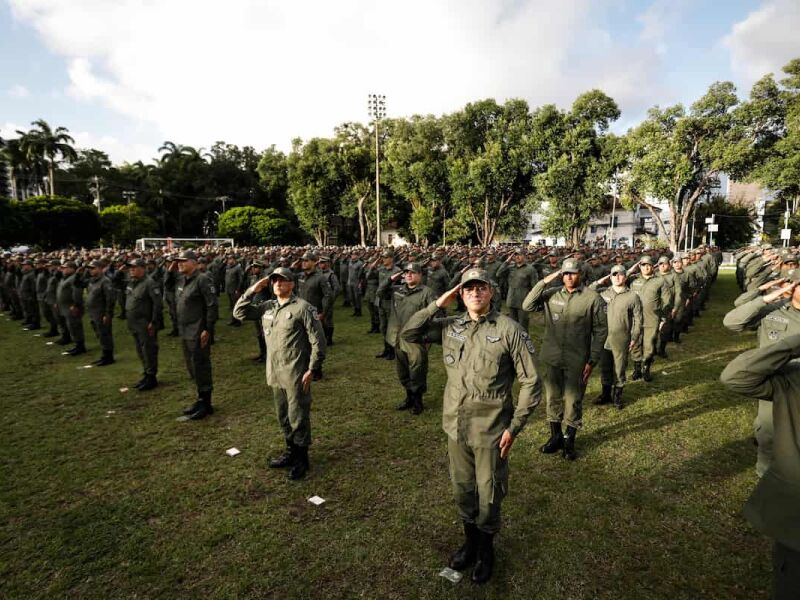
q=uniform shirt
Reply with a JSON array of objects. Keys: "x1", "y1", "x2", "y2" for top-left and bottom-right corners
[
  {"x1": 720, "y1": 336, "x2": 800, "y2": 551},
  {"x1": 224, "y1": 263, "x2": 245, "y2": 295},
  {"x1": 385, "y1": 283, "x2": 436, "y2": 346},
  {"x1": 124, "y1": 276, "x2": 162, "y2": 327},
  {"x1": 173, "y1": 271, "x2": 218, "y2": 340},
  {"x1": 86, "y1": 275, "x2": 115, "y2": 322},
  {"x1": 426, "y1": 265, "x2": 450, "y2": 298},
  {"x1": 401, "y1": 303, "x2": 541, "y2": 447},
  {"x1": 56, "y1": 273, "x2": 84, "y2": 312},
  {"x1": 496, "y1": 262, "x2": 539, "y2": 309},
  {"x1": 297, "y1": 269, "x2": 333, "y2": 315},
  {"x1": 629, "y1": 274, "x2": 669, "y2": 325},
  {"x1": 522, "y1": 280, "x2": 607, "y2": 368},
  {"x1": 347, "y1": 259, "x2": 364, "y2": 288},
  {"x1": 723, "y1": 297, "x2": 800, "y2": 347},
  {"x1": 35, "y1": 270, "x2": 49, "y2": 302},
  {"x1": 233, "y1": 290, "x2": 326, "y2": 390},
  {"x1": 18, "y1": 270, "x2": 37, "y2": 302},
  {"x1": 375, "y1": 265, "x2": 402, "y2": 307}
]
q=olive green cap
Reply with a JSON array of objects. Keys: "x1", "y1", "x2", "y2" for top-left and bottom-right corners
[
  {"x1": 561, "y1": 259, "x2": 580, "y2": 274},
  {"x1": 402, "y1": 262, "x2": 422, "y2": 274},
  {"x1": 610, "y1": 265, "x2": 626, "y2": 275},
  {"x1": 639, "y1": 255, "x2": 653, "y2": 265},
  {"x1": 460, "y1": 268, "x2": 491, "y2": 286},
  {"x1": 270, "y1": 267, "x2": 295, "y2": 282}
]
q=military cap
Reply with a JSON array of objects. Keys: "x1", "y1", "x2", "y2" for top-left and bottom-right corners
[
  {"x1": 62, "y1": 261, "x2": 77, "y2": 269},
  {"x1": 198, "y1": 257, "x2": 208, "y2": 265},
  {"x1": 783, "y1": 254, "x2": 799, "y2": 264},
  {"x1": 671, "y1": 254, "x2": 683, "y2": 263},
  {"x1": 318, "y1": 255, "x2": 331, "y2": 263},
  {"x1": 546, "y1": 251, "x2": 558, "y2": 258},
  {"x1": 48, "y1": 259, "x2": 60, "y2": 266},
  {"x1": 88, "y1": 259, "x2": 103, "y2": 268},
  {"x1": 788, "y1": 268, "x2": 800, "y2": 283},
  {"x1": 486, "y1": 247, "x2": 496, "y2": 254},
  {"x1": 381, "y1": 249, "x2": 395, "y2": 258},
  {"x1": 402, "y1": 262, "x2": 422, "y2": 274},
  {"x1": 513, "y1": 247, "x2": 525, "y2": 255},
  {"x1": 270, "y1": 266, "x2": 295, "y2": 282},
  {"x1": 21, "y1": 259, "x2": 33, "y2": 266},
  {"x1": 590, "y1": 253, "x2": 600, "y2": 260},
  {"x1": 250, "y1": 260, "x2": 265, "y2": 268},
  {"x1": 301, "y1": 251, "x2": 318, "y2": 261},
  {"x1": 561, "y1": 258, "x2": 580, "y2": 273},
  {"x1": 610, "y1": 265, "x2": 626, "y2": 275},
  {"x1": 460, "y1": 268, "x2": 492, "y2": 286},
  {"x1": 657, "y1": 256, "x2": 670, "y2": 265},
  {"x1": 127, "y1": 258, "x2": 147, "y2": 268},
  {"x1": 639, "y1": 255, "x2": 653, "y2": 265},
  {"x1": 175, "y1": 250, "x2": 198, "y2": 261}
]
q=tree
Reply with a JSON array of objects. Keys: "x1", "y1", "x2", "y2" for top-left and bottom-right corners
[
  {"x1": 256, "y1": 145, "x2": 290, "y2": 213},
  {"x1": 532, "y1": 90, "x2": 622, "y2": 246},
  {"x1": 99, "y1": 203, "x2": 158, "y2": 246},
  {"x1": 19, "y1": 119, "x2": 78, "y2": 197},
  {"x1": 384, "y1": 115, "x2": 450, "y2": 244},
  {"x1": 333, "y1": 123, "x2": 375, "y2": 246},
  {"x1": 286, "y1": 137, "x2": 344, "y2": 245},
  {"x1": 18, "y1": 195, "x2": 100, "y2": 248},
  {"x1": 693, "y1": 195, "x2": 755, "y2": 248},
  {"x1": 445, "y1": 99, "x2": 536, "y2": 246},
  {"x1": 217, "y1": 206, "x2": 291, "y2": 245},
  {"x1": 0, "y1": 137, "x2": 35, "y2": 199},
  {"x1": 622, "y1": 82, "x2": 760, "y2": 252},
  {"x1": 0, "y1": 196, "x2": 33, "y2": 245}
]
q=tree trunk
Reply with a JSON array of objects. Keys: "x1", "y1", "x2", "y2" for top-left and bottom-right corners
[
  {"x1": 49, "y1": 161, "x2": 56, "y2": 196},
  {"x1": 357, "y1": 193, "x2": 368, "y2": 247}
]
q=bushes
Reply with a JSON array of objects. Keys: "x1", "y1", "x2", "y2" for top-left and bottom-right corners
[
  {"x1": 217, "y1": 206, "x2": 291, "y2": 245},
  {"x1": 0, "y1": 195, "x2": 101, "y2": 249},
  {"x1": 99, "y1": 204, "x2": 158, "y2": 246}
]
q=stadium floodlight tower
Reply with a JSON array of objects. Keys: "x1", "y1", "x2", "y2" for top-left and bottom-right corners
[{"x1": 368, "y1": 93, "x2": 386, "y2": 246}]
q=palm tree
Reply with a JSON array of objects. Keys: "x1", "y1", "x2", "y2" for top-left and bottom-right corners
[
  {"x1": 0, "y1": 137, "x2": 33, "y2": 200},
  {"x1": 20, "y1": 119, "x2": 78, "y2": 196}
]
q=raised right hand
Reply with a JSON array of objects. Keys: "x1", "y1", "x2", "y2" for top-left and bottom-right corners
[{"x1": 436, "y1": 284, "x2": 462, "y2": 309}]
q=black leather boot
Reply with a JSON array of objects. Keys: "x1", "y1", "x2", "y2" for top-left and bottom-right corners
[
  {"x1": 410, "y1": 391, "x2": 424, "y2": 415},
  {"x1": 375, "y1": 343, "x2": 389, "y2": 358},
  {"x1": 449, "y1": 522, "x2": 479, "y2": 571},
  {"x1": 67, "y1": 341, "x2": 87, "y2": 356},
  {"x1": 188, "y1": 391, "x2": 213, "y2": 420},
  {"x1": 253, "y1": 336, "x2": 267, "y2": 363},
  {"x1": 631, "y1": 361, "x2": 643, "y2": 381},
  {"x1": 183, "y1": 398, "x2": 202, "y2": 416},
  {"x1": 563, "y1": 425, "x2": 578, "y2": 460},
  {"x1": 396, "y1": 390, "x2": 414, "y2": 411},
  {"x1": 96, "y1": 351, "x2": 115, "y2": 366},
  {"x1": 43, "y1": 327, "x2": 59, "y2": 338},
  {"x1": 471, "y1": 531, "x2": 494, "y2": 584},
  {"x1": 133, "y1": 376, "x2": 147, "y2": 389},
  {"x1": 269, "y1": 442, "x2": 296, "y2": 468},
  {"x1": 593, "y1": 384, "x2": 612, "y2": 405},
  {"x1": 384, "y1": 345, "x2": 396, "y2": 361},
  {"x1": 643, "y1": 359, "x2": 653, "y2": 382},
  {"x1": 288, "y1": 445, "x2": 309, "y2": 480},
  {"x1": 613, "y1": 386, "x2": 624, "y2": 410},
  {"x1": 672, "y1": 329, "x2": 681, "y2": 344},
  {"x1": 657, "y1": 339, "x2": 668, "y2": 358},
  {"x1": 137, "y1": 374, "x2": 158, "y2": 391},
  {"x1": 56, "y1": 334, "x2": 72, "y2": 345},
  {"x1": 540, "y1": 422, "x2": 564, "y2": 454}
]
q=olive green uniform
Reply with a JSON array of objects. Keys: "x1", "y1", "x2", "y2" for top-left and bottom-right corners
[
  {"x1": 364, "y1": 265, "x2": 380, "y2": 331},
  {"x1": 37, "y1": 269, "x2": 58, "y2": 334},
  {"x1": 720, "y1": 336, "x2": 800, "y2": 599},
  {"x1": 426, "y1": 265, "x2": 450, "y2": 298},
  {"x1": 590, "y1": 282, "x2": 642, "y2": 390},
  {"x1": 19, "y1": 269, "x2": 39, "y2": 327},
  {"x1": 629, "y1": 274, "x2": 669, "y2": 364},
  {"x1": 347, "y1": 259, "x2": 364, "y2": 314},
  {"x1": 375, "y1": 264, "x2": 402, "y2": 334},
  {"x1": 297, "y1": 270, "x2": 334, "y2": 321},
  {"x1": 723, "y1": 296, "x2": 800, "y2": 477},
  {"x1": 125, "y1": 276, "x2": 162, "y2": 377},
  {"x1": 234, "y1": 290, "x2": 325, "y2": 448},
  {"x1": 173, "y1": 271, "x2": 218, "y2": 394},
  {"x1": 401, "y1": 303, "x2": 541, "y2": 534},
  {"x1": 495, "y1": 262, "x2": 538, "y2": 331},
  {"x1": 522, "y1": 281, "x2": 607, "y2": 429},
  {"x1": 86, "y1": 274, "x2": 115, "y2": 355},
  {"x1": 56, "y1": 272, "x2": 86, "y2": 344},
  {"x1": 384, "y1": 283, "x2": 436, "y2": 396}
]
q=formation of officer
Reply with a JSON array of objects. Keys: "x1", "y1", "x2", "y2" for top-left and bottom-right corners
[
  {"x1": 125, "y1": 257, "x2": 162, "y2": 391},
  {"x1": 495, "y1": 248, "x2": 538, "y2": 330},
  {"x1": 85, "y1": 259, "x2": 116, "y2": 366},
  {"x1": 233, "y1": 266, "x2": 326, "y2": 480}
]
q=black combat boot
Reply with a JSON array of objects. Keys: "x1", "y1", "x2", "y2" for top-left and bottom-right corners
[
  {"x1": 613, "y1": 386, "x2": 624, "y2": 410},
  {"x1": 253, "y1": 336, "x2": 267, "y2": 363},
  {"x1": 269, "y1": 442, "x2": 296, "y2": 468},
  {"x1": 167, "y1": 327, "x2": 179, "y2": 337},
  {"x1": 137, "y1": 374, "x2": 158, "y2": 391},
  {"x1": 375, "y1": 343, "x2": 389, "y2": 358},
  {"x1": 188, "y1": 391, "x2": 213, "y2": 420},
  {"x1": 642, "y1": 359, "x2": 653, "y2": 382},
  {"x1": 631, "y1": 361, "x2": 643, "y2": 381},
  {"x1": 325, "y1": 326, "x2": 334, "y2": 347},
  {"x1": 56, "y1": 334, "x2": 72, "y2": 346},
  {"x1": 657, "y1": 339, "x2": 668, "y2": 359},
  {"x1": 288, "y1": 445, "x2": 309, "y2": 480},
  {"x1": 471, "y1": 531, "x2": 495, "y2": 584},
  {"x1": 449, "y1": 522, "x2": 479, "y2": 571},
  {"x1": 134, "y1": 375, "x2": 147, "y2": 389},
  {"x1": 384, "y1": 345, "x2": 396, "y2": 361},
  {"x1": 563, "y1": 425, "x2": 578, "y2": 460},
  {"x1": 410, "y1": 391, "x2": 424, "y2": 415},
  {"x1": 672, "y1": 329, "x2": 681, "y2": 344},
  {"x1": 67, "y1": 341, "x2": 87, "y2": 356},
  {"x1": 43, "y1": 326, "x2": 59, "y2": 338},
  {"x1": 396, "y1": 390, "x2": 414, "y2": 411},
  {"x1": 353, "y1": 309, "x2": 362, "y2": 317},
  {"x1": 540, "y1": 422, "x2": 564, "y2": 454},
  {"x1": 96, "y1": 351, "x2": 115, "y2": 367},
  {"x1": 593, "y1": 384, "x2": 612, "y2": 405},
  {"x1": 183, "y1": 398, "x2": 202, "y2": 416}
]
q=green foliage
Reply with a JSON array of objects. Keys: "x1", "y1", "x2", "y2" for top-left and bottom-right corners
[
  {"x1": 216, "y1": 206, "x2": 291, "y2": 245},
  {"x1": 0, "y1": 196, "x2": 33, "y2": 245},
  {"x1": 693, "y1": 195, "x2": 755, "y2": 249},
  {"x1": 0, "y1": 195, "x2": 100, "y2": 249},
  {"x1": 99, "y1": 203, "x2": 158, "y2": 247},
  {"x1": 409, "y1": 204, "x2": 436, "y2": 243}
]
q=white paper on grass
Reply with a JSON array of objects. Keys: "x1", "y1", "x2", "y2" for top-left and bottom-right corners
[
  {"x1": 226, "y1": 448, "x2": 241, "y2": 457},
  {"x1": 308, "y1": 496, "x2": 326, "y2": 505},
  {"x1": 46, "y1": 342, "x2": 54, "y2": 345},
  {"x1": 119, "y1": 387, "x2": 129, "y2": 393},
  {"x1": 438, "y1": 567, "x2": 463, "y2": 583}
]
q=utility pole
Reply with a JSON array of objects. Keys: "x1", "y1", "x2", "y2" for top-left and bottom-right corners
[
  {"x1": 90, "y1": 175, "x2": 102, "y2": 210},
  {"x1": 368, "y1": 94, "x2": 386, "y2": 246},
  {"x1": 607, "y1": 179, "x2": 618, "y2": 249},
  {"x1": 122, "y1": 190, "x2": 136, "y2": 245},
  {"x1": 216, "y1": 195, "x2": 230, "y2": 213}
]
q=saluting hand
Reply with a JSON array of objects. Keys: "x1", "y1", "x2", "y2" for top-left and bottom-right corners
[
  {"x1": 499, "y1": 430, "x2": 514, "y2": 459},
  {"x1": 436, "y1": 284, "x2": 462, "y2": 309},
  {"x1": 253, "y1": 276, "x2": 272, "y2": 292},
  {"x1": 764, "y1": 281, "x2": 797, "y2": 304},
  {"x1": 543, "y1": 269, "x2": 562, "y2": 285},
  {"x1": 758, "y1": 277, "x2": 786, "y2": 292}
]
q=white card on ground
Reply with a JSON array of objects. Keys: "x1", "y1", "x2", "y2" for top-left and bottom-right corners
[
  {"x1": 46, "y1": 342, "x2": 54, "y2": 345},
  {"x1": 176, "y1": 415, "x2": 191, "y2": 422},
  {"x1": 438, "y1": 567, "x2": 463, "y2": 583},
  {"x1": 662, "y1": 371, "x2": 669, "y2": 375},
  {"x1": 82, "y1": 365, "x2": 93, "y2": 369},
  {"x1": 62, "y1": 351, "x2": 70, "y2": 355},
  {"x1": 33, "y1": 334, "x2": 41, "y2": 337},
  {"x1": 308, "y1": 496, "x2": 325, "y2": 505},
  {"x1": 226, "y1": 447, "x2": 241, "y2": 457},
  {"x1": 119, "y1": 387, "x2": 129, "y2": 393}
]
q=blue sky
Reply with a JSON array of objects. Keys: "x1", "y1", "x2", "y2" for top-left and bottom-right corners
[{"x1": 1, "y1": 0, "x2": 797, "y2": 164}]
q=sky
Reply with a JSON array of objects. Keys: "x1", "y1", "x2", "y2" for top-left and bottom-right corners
[{"x1": 1, "y1": 0, "x2": 798, "y2": 165}]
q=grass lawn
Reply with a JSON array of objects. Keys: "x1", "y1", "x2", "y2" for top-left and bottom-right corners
[{"x1": 0, "y1": 271, "x2": 771, "y2": 598}]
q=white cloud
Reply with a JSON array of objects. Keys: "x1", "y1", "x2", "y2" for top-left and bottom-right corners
[
  {"x1": 637, "y1": 0, "x2": 686, "y2": 56},
  {"x1": 8, "y1": 0, "x2": 674, "y2": 161},
  {"x1": 723, "y1": 0, "x2": 800, "y2": 84},
  {"x1": 7, "y1": 84, "x2": 30, "y2": 98}
]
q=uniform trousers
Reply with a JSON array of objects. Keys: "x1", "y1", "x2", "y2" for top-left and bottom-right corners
[
  {"x1": 90, "y1": 318, "x2": 114, "y2": 353},
  {"x1": 182, "y1": 337, "x2": 212, "y2": 394},
  {"x1": 62, "y1": 311, "x2": 85, "y2": 343},
  {"x1": 271, "y1": 384, "x2": 311, "y2": 447},
  {"x1": 394, "y1": 340, "x2": 429, "y2": 395},
  {"x1": 773, "y1": 541, "x2": 800, "y2": 600},
  {"x1": 631, "y1": 323, "x2": 658, "y2": 363},
  {"x1": 447, "y1": 436, "x2": 508, "y2": 534},
  {"x1": 349, "y1": 283, "x2": 362, "y2": 313},
  {"x1": 540, "y1": 362, "x2": 586, "y2": 429},
  {"x1": 599, "y1": 346, "x2": 628, "y2": 389},
  {"x1": 130, "y1": 327, "x2": 158, "y2": 376},
  {"x1": 754, "y1": 400, "x2": 774, "y2": 478},
  {"x1": 41, "y1": 300, "x2": 58, "y2": 331}
]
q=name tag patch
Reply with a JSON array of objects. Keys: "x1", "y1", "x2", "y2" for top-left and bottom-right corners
[
  {"x1": 447, "y1": 329, "x2": 466, "y2": 342},
  {"x1": 486, "y1": 336, "x2": 500, "y2": 343}
]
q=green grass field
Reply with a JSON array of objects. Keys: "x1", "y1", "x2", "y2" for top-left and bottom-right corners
[{"x1": 0, "y1": 271, "x2": 772, "y2": 598}]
